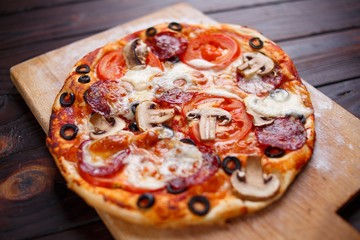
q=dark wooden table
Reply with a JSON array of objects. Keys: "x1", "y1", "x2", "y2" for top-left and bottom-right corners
[{"x1": 1, "y1": 0, "x2": 359, "y2": 239}]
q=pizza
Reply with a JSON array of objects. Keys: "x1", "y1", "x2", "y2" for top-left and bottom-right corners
[{"x1": 46, "y1": 22, "x2": 315, "y2": 227}]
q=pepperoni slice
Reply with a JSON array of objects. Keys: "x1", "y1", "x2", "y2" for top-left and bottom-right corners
[
  {"x1": 147, "y1": 31, "x2": 188, "y2": 60},
  {"x1": 157, "y1": 88, "x2": 194, "y2": 104},
  {"x1": 237, "y1": 65, "x2": 282, "y2": 95},
  {"x1": 84, "y1": 80, "x2": 132, "y2": 116},
  {"x1": 167, "y1": 153, "x2": 220, "y2": 191},
  {"x1": 255, "y1": 117, "x2": 306, "y2": 150}
]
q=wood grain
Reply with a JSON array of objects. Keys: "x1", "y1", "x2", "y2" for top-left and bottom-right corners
[
  {"x1": 2, "y1": 0, "x2": 359, "y2": 50},
  {"x1": 7, "y1": 2, "x2": 360, "y2": 240}
]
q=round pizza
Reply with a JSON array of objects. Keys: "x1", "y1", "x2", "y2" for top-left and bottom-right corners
[{"x1": 47, "y1": 22, "x2": 315, "y2": 227}]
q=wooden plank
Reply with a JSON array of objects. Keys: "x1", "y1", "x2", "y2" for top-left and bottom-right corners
[
  {"x1": 0, "y1": 0, "x2": 91, "y2": 15},
  {"x1": 318, "y1": 78, "x2": 360, "y2": 118},
  {"x1": 1, "y1": 0, "x2": 360, "y2": 51},
  {"x1": 8, "y1": 3, "x2": 360, "y2": 239},
  {"x1": 0, "y1": 148, "x2": 102, "y2": 240},
  {"x1": 209, "y1": 0, "x2": 360, "y2": 41}
]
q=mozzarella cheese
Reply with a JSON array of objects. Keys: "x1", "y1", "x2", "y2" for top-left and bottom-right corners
[
  {"x1": 151, "y1": 62, "x2": 195, "y2": 90},
  {"x1": 187, "y1": 59, "x2": 216, "y2": 69},
  {"x1": 244, "y1": 91, "x2": 313, "y2": 118},
  {"x1": 120, "y1": 66, "x2": 161, "y2": 91},
  {"x1": 159, "y1": 142, "x2": 203, "y2": 178},
  {"x1": 201, "y1": 87, "x2": 242, "y2": 100},
  {"x1": 122, "y1": 140, "x2": 203, "y2": 190}
]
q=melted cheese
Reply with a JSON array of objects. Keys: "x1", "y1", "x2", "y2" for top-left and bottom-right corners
[
  {"x1": 151, "y1": 62, "x2": 195, "y2": 90},
  {"x1": 244, "y1": 92, "x2": 313, "y2": 118},
  {"x1": 120, "y1": 66, "x2": 161, "y2": 91},
  {"x1": 202, "y1": 87, "x2": 242, "y2": 100},
  {"x1": 123, "y1": 148, "x2": 165, "y2": 190},
  {"x1": 122, "y1": 140, "x2": 203, "y2": 190},
  {"x1": 187, "y1": 59, "x2": 215, "y2": 69},
  {"x1": 159, "y1": 142, "x2": 203, "y2": 178}
]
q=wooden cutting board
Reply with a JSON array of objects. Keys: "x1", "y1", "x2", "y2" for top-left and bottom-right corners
[{"x1": 10, "y1": 3, "x2": 360, "y2": 240}]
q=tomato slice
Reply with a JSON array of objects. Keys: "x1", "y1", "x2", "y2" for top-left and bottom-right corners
[
  {"x1": 180, "y1": 33, "x2": 240, "y2": 69},
  {"x1": 182, "y1": 94, "x2": 252, "y2": 146},
  {"x1": 97, "y1": 51, "x2": 126, "y2": 80},
  {"x1": 97, "y1": 50, "x2": 163, "y2": 80},
  {"x1": 77, "y1": 135, "x2": 131, "y2": 188}
]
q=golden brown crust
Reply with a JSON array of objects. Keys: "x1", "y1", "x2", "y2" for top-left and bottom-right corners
[{"x1": 47, "y1": 23, "x2": 315, "y2": 227}]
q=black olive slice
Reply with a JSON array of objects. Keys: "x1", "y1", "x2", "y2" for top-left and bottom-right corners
[
  {"x1": 129, "y1": 121, "x2": 139, "y2": 132},
  {"x1": 167, "y1": 178, "x2": 187, "y2": 194},
  {"x1": 60, "y1": 92, "x2": 75, "y2": 107},
  {"x1": 78, "y1": 75, "x2": 91, "y2": 83},
  {"x1": 130, "y1": 102, "x2": 139, "y2": 114},
  {"x1": 249, "y1": 37, "x2": 264, "y2": 49},
  {"x1": 188, "y1": 195, "x2": 210, "y2": 216},
  {"x1": 265, "y1": 146, "x2": 285, "y2": 158},
  {"x1": 222, "y1": 156, "x2": 241, "y2": 175},
  {"x1": 168, "y1": 22, "x2": 182, "y2": 32},
  {"x1": 137, "y1": 193, "x2": 155, "y2": 209},
  {"x1": 146, "y1": 27, "x2": 157, "y2": 37},
  {"x1": 167, "y1": 56, "x2": 180, "y2": 63},
  {"x1": 75, "y1": 64, "x2": 90, "y2": 74},
  {"x1": 60, "y1": 124, "x2": 78, "y2": 140},
  {"x1": 180, "y1": 138, "x2": 196, "y2": 146}
]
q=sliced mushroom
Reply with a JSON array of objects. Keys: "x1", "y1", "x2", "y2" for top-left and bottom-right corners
[
  {"x1": 122, "y1": 38, "x2": 149, "y2": 69},
  {"x1": 237, "y1": 52, "x2": 274, "y2": 77},
  {"x1": 89, "y1": 113, "x2": 126, "y2": 139},
  {"x1": 135, "y1": 101, "x2": 175, "y2": 131},
  {"x1": 186, "y1": 107, "x2": 231, "y2": 141},
  {"x1": 230, "y1": 155, "x2": 280, "y2": 201}
]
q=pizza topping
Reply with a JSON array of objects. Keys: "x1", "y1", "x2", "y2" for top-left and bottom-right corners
[
  {"x1": 180, "y1": 138, "x2": 196, "y2": 146},
  {"x1": 186, "y1": 107, "x2": 232, "y2": 141},
  {"x1": 264, "y1": 146, "x2": 285, "y2": 158},
  {"x1": 151, "y1": 126, "x2": 174, "y2": 139},
  {"x1": 249, "y1": 37, "x2": 264, "y2": 49},
  {"x1": 157, "y1": 88, "x2": 194, "y2": 104},
  {"x1": 146, "y1": 27, "x2": 157, "y2": 37},
  {"x1": 221, "y1": 156, "x2": 241, "y2": 175},
  {"x1": 137, "y1": 193, "x2": 155, "y2": 209},
  {"x1": 269, "y1": 88, "x2": 289, "y2": 102},
  {"x1": 97, "y1": 51, "x2": 126, "y2": 80},
  {"x1": 85, "y1": 80, "x2": 133, "y2": 117},
  {"x1": 237, "y1": 52, "x2": 274, "y2": 77},
  {"x1": 60, "y1": 124, "x2": 78, "y2": 140},
  {"x1": 89, "y1": 113, "x2": 126, "y2": 140},
  {"x1": 201, "y1": 87, "x2": 242, "y2": 100},
  {"x1": 168, "y1": 22, "x2": 182, "y2": 32},
  {"x1": 148, "y1": 31, "x2": 188, "y2": 60},
  {"x1": 244, "y1": 90, "x2": 313, "y2": 125},
  {"x1": 181, "y1": 33, "x2": 240, "y2": 69},
  {"x1": 128, "y1": 121, "x2": 139, "y2": 132},
  {"x1": 152, "y1": 62, "x2": 204, "y2": 91},
  {"x1": 78, "y1": 138, "x2": 130, "y2": 177},
  {"x1": 188, "y1": 195, "x2": 210, "y2": 216},
  {"x1": 121, "y1": 66, "x2": 162, "y2": 91},
  {"x1": 135, "y1": 101, "x2": 175, "y2": 131},
  {"x1": 230, "y1": 155, "x2": 280, "y2": 201},
  {"x1": 60, "y1": 92, "x2": 75, "y2": 107},
  {"x1": 122, "y1": 38, "x2": 149, "y2": 69},
  {"x1": 166, "y1": 178, "x2": 187, "y2": 194},
  {"x1": 78, "y1": 75, "x2": 91, "y2": 83},
  {"x1": 186, "y1": 59, "x2": 216, "y2": 69},
  {"x1": 255, "y1": 117, "x2": 307, "y2": 150},
  {"x1": 75, "y1": 64, "x2": 90, "y2": 74}
]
